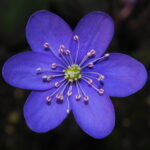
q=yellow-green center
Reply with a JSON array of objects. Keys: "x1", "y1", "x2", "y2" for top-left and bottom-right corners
[{"x1": 64, "y1": 65, "x2": 81, "y2": 82}]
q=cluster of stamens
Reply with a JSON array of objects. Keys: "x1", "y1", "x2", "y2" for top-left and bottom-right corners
[{"x1": 37, "y1": 35, "x2": 110, "y2": 114}]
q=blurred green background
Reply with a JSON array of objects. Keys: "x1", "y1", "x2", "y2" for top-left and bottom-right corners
[{"x1": 0, "y1": 0, "x2": 150, "y2": 150}]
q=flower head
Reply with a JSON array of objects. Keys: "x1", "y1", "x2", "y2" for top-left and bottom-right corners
[{"x1": 2, "y1": 10, "x2": 147, "y2": 139}]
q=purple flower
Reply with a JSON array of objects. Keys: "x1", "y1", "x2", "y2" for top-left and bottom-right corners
[{"x1": 2, "y1": 10, "x2": 147, "y2": 139}]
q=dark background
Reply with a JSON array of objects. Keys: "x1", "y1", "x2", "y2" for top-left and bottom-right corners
[{"x1": 0, "y1": 0, "x2": 150, "y2": 150}]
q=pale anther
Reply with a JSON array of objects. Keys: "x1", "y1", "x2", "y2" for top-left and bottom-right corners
[
  {"x1": 98, "y1": 88, "x2": 104, "y2": 94},
  {"x1": 46, "y1": 96, "x2": 52, "y2": 102},
  {"x1": 87, "y1": 79, "x2": 93, "y2": 85},
  {"x1": 58, "y1": 48, "x2": 64, "y2": 54},
  {"x1": 42, "y1": 75, "x2": 52, "y2": 82},
  {"x1": 56, "y1": 93, "x2": 64, "y2": 100},
  {"x1": 84, "y1": 96, "x2": 89, "y2": 101},
  {"x1": 98, "y1": 75, "x2": 105, "y2": 81},
  {"x1": 87, "y1": 49, "x2": 96, "y2": 57},
  {"x1": 46, "y1": 76, "x2": 52, "y2": 81},
  {"x1": 43, "y1": 42, "x2": 49, "y2": 48},
  {"x1": 66, "y1": 109, "x2": 70, "y2": 114},
  {"x1": 65, "y1": 50, "x2": 70, "y2": 55},
  {"x1": 88, "y1": 62, "x2": 94, "y2": 68},
  {"x1": 51, "y1": 63, "x2": 57, "y2": 69},
  {"x1": 105, "y1": 53, "x2": 110, "y2": 57},
  {"x1": 73, "y1": 35, "x2": 79, "y2": 40},
  {"x1": 76, "y1": 94, "x2": 81, "y2": 100},
  {"x1": 36, "y1": 67, "x2": 42, "y2": 72},
  {"x1": 60, "y1": 45, "x2": 65, "y2": 49},
  {"x1": 67, "y1": 90, "x2": 72, "y2": 96},
  {"x1": 54, "y1": 82, "x2": 60, "y2": 87}
]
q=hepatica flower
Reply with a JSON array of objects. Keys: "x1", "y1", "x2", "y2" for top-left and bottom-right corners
[{"x1": 2, "y1": 10, "x2": 147, "y2": 139}]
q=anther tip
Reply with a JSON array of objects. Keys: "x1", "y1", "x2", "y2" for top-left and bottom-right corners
[
  {"x1": 84, "y1": 96, "x2": 89, "y2": 101},
  {"x1": 98, "y1": 88, "x2": 104, "y2": 94},
  {"x1": 51, "y1": 63, "x2": 57, "y2": 69},
  {"x1": 105, "y1": 53, "x2": 110, "y2": 57},
  {"x1": 46, "y1": 96, "x2": 51, "y2": 102},
  {"x1": 60, "y1": 45, "x2": 65, "y2": 49},
  {"x1": 76, "y1": 93, "x2": 81, "y2": 100},
  {"x1": 43, "y1": 42, "x2": 49, "y2": 48},
  {"x1": 98, "y1": 75, "x2": 105, "y2": 81},
  {"x1": 66, "y1": 109, "x2": 70, "y2": 114},
  {"x1": 73, "y1": 35, "x2": 79, "y2": 40}
]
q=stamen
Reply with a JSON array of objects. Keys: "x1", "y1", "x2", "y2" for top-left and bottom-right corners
[
  {"x1": 78, "y1": 55, "x2": 88, "y2": 67},
  {"x1": 98, "y1": 88, "x2": 104, "y2": 94},
  {"x1": 66, "y1": 83, "x2": 72, "y2": 114},
  {"x1": 54, "y1": 79, "x2": 66, "y2": 87},
  {"x1": 65, "y1": 50, "x2": 70, "y2": 55},
  {"x1": 73, "y1": 35, "x2": 79, "y2": 41},
  {"x1": 46, "y1": 80, "x2": 66, "y2": 102},
  {"x1": 67, "y1": 90, "x2": 72, "y2": 96},
  {"x1": 58, "y1": 47, "x2": 70, "y2": 66},
  {"x1": 66, "y1": 108, "x2": 70, "y2": 114},
  {"x1": 51, "y1": 74, "x2": 64, "y2": 77},
  {"x1": 43, "y1": 42, "x2": 49, "y2": 48},
  {"x1": 67, "y1": 83, "x2": 72, "y2": 96},
  {"x1": 82, "y1": 72, "x2": 105, "y2": 81},
  {"x1": 43, "y1": 42, "x2": 68, "y2": 67},
  {"x1": 81, "y1": 53, "x2": 110, "y2": 69},
  {"x1": 88, "y1": 62, "x2": 94, "y2": 68},
  {"x1": 46, "y1": 96, "x2": 52, "y2": 102},
  {"x1": 51, "y1": 63, "x2": 57, "y2": 69},
  {"x1": 79, "y1": 49, "x2": 96, "y2": 67},
  {"x1": 56, "y1": 93, "x2": 64, "y2": 100},
  {"x1": 74, "y1": 35, "x2": 80, "y2": 64},
  {"x1": 58, "y1": 48, "x2": 64, "y2": 54},
  {"x1": 56, "y1": 81, "x2": 69, "y2": 101},
  {"x1": 84, "y1": 96, "x2": 89, "y2": 102},
  {"x1": 105, "y1": 53, "x2": 110, "y2": 57},
  {"x1": 97, "y1": 75, "x2": 105, "y2": 81},
  {"x1": 60, "y1": 81, "x2": 69, "y2": 95},
  {"x1": 82, "y1": 77, "x2": 93, "y2": 85},
  {"x1": 82, "y1": 78, "x2": 104, "y2": 95},
  {"x1": 54, "y1": 82, "x2": 60, "y2": 87},
  {"x1": 77, "y1": 80, "x2": 89, "y2": 102},
  {"x1": 82, "y1": 74, "x2": 99, "y2": 80},
  {"x1": 60, "y1": 45, "x2": 65, "y2": 49},
  {"x1": 36, "y1": 67, "x2": 42, "y2": 74},
  {"x1": 54, "y1": 64, "x2": 66, "y2": 69},
  {"x1": 66, "y1": 96, "x2": 70, "y2": 114},
  {"x1": 42, "y1": 74, "x2": 64, "y2": 82},
  {"x1": 75, "y1": 81, "x2": 81, "y2": 100},
  {"x1": 37, "y1": 68, "x2": 64, "y2": 74},
  {"x1": 88, "y1": 79, "x2": 93, "y2": 85},
  {"x1": 42, "y1": 75, "x2": 52, "y2": 82},
  {"x1": 87, "y1": 49, "x2": 96, "y2": 57},
  {"x1": 76, "y1": 93, "x2": 81, "y2": 100},
  {"x1": 65, "y1": 50, "x2": 73, "y2": 65}
]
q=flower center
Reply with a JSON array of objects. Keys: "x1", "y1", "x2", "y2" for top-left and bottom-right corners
[{"x1": 64, "y1": 65, "x2": 82, "y2": 82}]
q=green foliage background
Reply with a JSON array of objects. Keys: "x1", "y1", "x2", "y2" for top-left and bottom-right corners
[{"x1": 0, "y1": 0, "x2": 149, "y2": 150}]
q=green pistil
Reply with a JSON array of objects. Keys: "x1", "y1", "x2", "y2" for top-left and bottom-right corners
[{"x1": 64, "y1": 65, "x2": 81, "y2": 82}]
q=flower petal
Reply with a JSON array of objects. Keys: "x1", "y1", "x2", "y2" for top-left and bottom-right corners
[
  {"x1": 70, "y1": 81, "x2": 115, "y2": 139},
  {"x1": 69, "y1": 11, "x2": 114, "y2": 64},
  {"x1": 2, "y1": 51, "x2": 64, "y2": 90},
  {"x1": 26, "y1": 10, "x2": 72, "y2": 54},
  {"x1": 85, "y1": 53, "x2": 148, "y2": 97},
  {"x1": 24, "y1": 90, "x2": 68, "y2": 133}
]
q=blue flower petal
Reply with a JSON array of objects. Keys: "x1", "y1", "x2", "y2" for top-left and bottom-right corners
[
  {"x1": 69, "y1": 11, "x2": 114, "y2": 64},
  {"x1": 85, "y1": 53, "x2": 148, "y2": 97},
  {"x1": 24, "y1": 90, "x2": 68, "y2": 133},
  {"x1": 26, "y1": 10, "x2": 72, "y2": 54},
  {"x1": 2, "y1": 51, "x2": 63, "y2": 90},
  {"x1": 70, "y1": 81, "x2": 115, "y2": 139}
]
